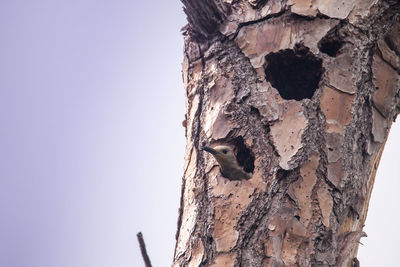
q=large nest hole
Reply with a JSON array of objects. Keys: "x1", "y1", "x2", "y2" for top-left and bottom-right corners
[{"x1": 264, "y1": 44, "x2": 323, "y2": 101}]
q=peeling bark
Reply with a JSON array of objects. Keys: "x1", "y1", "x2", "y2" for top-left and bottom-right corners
[{"x1": 174, "y1": 0, "x2": 400, "y2": 266}]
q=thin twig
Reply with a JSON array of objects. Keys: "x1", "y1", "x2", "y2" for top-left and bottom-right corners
[{"x1": 137, "y1": 232, "x2": 152, "y2": 267}]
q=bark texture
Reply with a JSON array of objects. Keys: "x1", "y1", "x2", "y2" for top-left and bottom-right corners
[{"x1": 174, "y1": 0, "x2": 400, "y2": 266}]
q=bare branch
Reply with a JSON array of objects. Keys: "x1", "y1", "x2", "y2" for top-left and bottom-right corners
[{"x1": 136, "y1": 232, "x2": 152, "y2": 267}]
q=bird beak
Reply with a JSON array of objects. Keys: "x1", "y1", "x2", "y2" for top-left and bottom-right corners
[{"x1": 203, "y1": 146, "x2": 217, "y2": 155}]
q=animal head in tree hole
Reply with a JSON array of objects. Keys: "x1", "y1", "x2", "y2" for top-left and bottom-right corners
[{"x1": 202, "y1": 137, "x2": 255, "y2": 181}]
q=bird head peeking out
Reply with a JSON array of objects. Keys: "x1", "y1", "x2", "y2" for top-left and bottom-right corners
[{"x1": 203, "y1": 144, "x2": 252, "y2": 181}]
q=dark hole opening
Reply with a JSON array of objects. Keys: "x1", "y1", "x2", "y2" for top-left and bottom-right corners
[
  {"x1": 318, "y1": 37, "x2": 344, "y2": 57},
  {"x1": 231, "y1": 136, "x2": 255, "y2": 174},
  {"x1": 317, "y1": 23, "x2": 345, "y2": 57},
  {"x1": 264, "y1": 44, "x2": 323, "y2": 101},
  {"x1": 250, "y1": 106, "x2": 261, "y2": 117}
]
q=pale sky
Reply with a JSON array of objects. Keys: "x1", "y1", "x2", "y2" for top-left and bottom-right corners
[{"x1": 0, "y1": 1, "x2": 398, "y2": 267}]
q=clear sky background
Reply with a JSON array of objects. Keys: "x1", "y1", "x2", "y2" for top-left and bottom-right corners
[{"x1": 0, "y1": 1, "x2": 398, "y2": 267}]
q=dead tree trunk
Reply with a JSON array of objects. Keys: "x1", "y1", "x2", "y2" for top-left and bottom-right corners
[{"x1": 174, "y1": 0, "x2": 400, "y2": 266}]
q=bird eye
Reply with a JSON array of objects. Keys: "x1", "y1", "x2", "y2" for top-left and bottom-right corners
[{"x1": 222, "y1": 149, "x2": 228, "y2": 154}]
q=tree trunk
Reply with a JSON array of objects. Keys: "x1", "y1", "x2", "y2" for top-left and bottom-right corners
[{"x1": 174, "y1": 0, "x2": 400, "y2": 266}]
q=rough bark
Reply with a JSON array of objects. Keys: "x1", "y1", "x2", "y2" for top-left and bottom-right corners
[{"x1": 174, "y1": 0, "x2": 400, "y2": 266}]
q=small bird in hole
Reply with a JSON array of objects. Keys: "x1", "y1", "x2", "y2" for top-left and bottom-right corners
[{"x1": 203, "y1": 144, "x2": 252, "y2": 181}]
